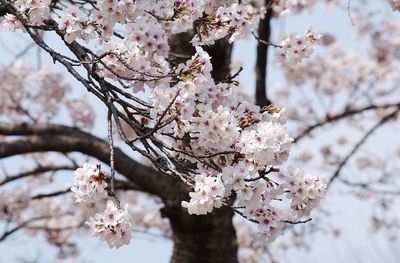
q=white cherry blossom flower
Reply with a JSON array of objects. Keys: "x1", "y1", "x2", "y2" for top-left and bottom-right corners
[
  {"x1": 71, "y1": 163, "x2": 109, "y2": 203},
  {"x1": 87, "y1": 201, "x2": 132, "y2": 248}
]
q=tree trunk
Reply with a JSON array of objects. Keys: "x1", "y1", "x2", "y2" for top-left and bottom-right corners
[
  {"x1": 165, "y1": 33, "x2": 237, "y2": 263},
  {"x1": 255, "y1": 6, "x2": 273, "y2": 107},
  {"x1": 162, "y1": 205, "x2": 238, "y2": 263},
  {"x1": 169, "y1": 32, "x2": 233, "y2": 82}
]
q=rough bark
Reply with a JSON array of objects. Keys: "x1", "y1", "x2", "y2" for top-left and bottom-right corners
[
  {"x1": 204, "y1": 38, "x2": 233, "y2": 82},
  {"x1": 163, "y1": 205, "x2": 238, "y2": 263}
]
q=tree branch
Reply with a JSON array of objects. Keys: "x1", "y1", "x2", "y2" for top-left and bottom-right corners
[
  {"x1": 31, "y1": 180, "x2": 144, "y2": 200},
  {"x1": 0, "y1": 216, "x2": 49, "y2": 242},
  {"x1": 293, "y1": 102, "x2": 400, "y2": 143},
  {"x1": 0, "y1": 122, "x2": 85, "y2": 136},
  {"x1": 327, "y1": 109, "x2": 399, "y2": 190},
  {"x1": 339, "y1": 178, "x2": 400, "y2": 195},
  {"x1": 31, "y1": 188, "x2": 71, "y2": 199},
  {"x1": 0, "y1": 164, "x2": 77, "y2": 186},
  {"x1": 0, "y1": 122, "x2": 187, "y2": 201}
]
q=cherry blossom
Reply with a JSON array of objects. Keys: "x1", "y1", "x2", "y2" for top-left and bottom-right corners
[
  {"x1": 87, "y1": 200, "x2": 132, "y2": 248},
  {"x1": 238, "y1": 121, "x2": 293, "y2": 167},
  {"x1": 284, "y1": 168, "x2": 326, "y2": 218},
  {"x1": 276, "y1": 27, "x2": 322, "y2": 68},
  {"x1": 14, "y1": 0, "x2": 51, "y2": 25},
  {"x1": 58, "y1": 7, "x2": 95, "y2": 44},
  {"x1": 0, "y1": 14, "x2": 23, "y2": 31},
  {"x1": 191, "y1": 3, "x2": 263, "y2": 45},
  {"x1": 71, "y1": 163, "x2": 109, "y2": 203},
  {"x1": 181, "y1": 173, "x2": 225, "y2": 215}
]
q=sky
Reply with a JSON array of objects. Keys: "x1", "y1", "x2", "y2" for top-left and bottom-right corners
[{"x1": 1, "y1": 1, "x2": 400, "y2": 263}]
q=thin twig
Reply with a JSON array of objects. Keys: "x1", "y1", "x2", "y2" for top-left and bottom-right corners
[
  {"x1": 347, "y1": 0, "x2": 356, "y2": 26},
  {"x1": 107, "y1": 105, "x2": 121, "y2": 208},
  {"x1": 327, "y1": 109, "x2": 399, "y2": 189}
]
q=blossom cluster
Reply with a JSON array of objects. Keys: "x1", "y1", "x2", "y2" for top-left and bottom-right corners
[
  {"x1": 87, "y1": 200, "x2": 132, "y2": 249},
  {"x1": 238, "y1": 121, "x2": 292, "y2": 167},
  {"x1": 191, "y1": 3, "x2": 264, "y2": 45},
  {"x1": 181, "y1": 173, "x2": 225, "y2": 215},
  {"x1": 11, "y1": 0, "x2": 266, "y2": 46},
  {"x1": 72, "y1": 163, "x2": 133, "y2": 248},
  {"x1": 276, "y1": 27, "x2": 322, "y2": 68},
  {"x1": 98, "y1": 15, "x2": 170, "y2": 86},
  {"x1": 71, "y1": 163, "x2": 108, "y2": 203},
  {"x1": 284, "y1": 168, "x2": 326, "y2": 217},
  {"x1": 150, "y1": 48, "x2": 325, "y2": 240},
  {"x1": 144, "y1": 46, "x2": 326, "y2": 240},
  {"x1": 182, "y1": 161, "x2": 325, "y2": 241},
  {"x1": 14, "y1": 0, "x2": 51, "y2": 25},
  {"x1": 1, "y1": 14, "x2": 24, "y2": 31},
  {"x1": 58, "y1": 8, "x2": 96, "y2": 44}
]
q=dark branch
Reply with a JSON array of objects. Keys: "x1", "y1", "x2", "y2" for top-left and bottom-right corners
[
  {"x1": 31, "y1": 180, "x2": 145, "y2": 200},
  {"x1": 327, "y1": 109, "x2": 399, "y2": 189},
  {"x1": 0, "y1": 216, "x2": 49, "y2": 242},
  {"x1": 339, "y1": 178, "x2": 400, "y2": 195},
  {"x1": 0, "y1": 122, "x2": 86, "y2": 136},
  {"x1": 0, "y1": 122, "x2": 187, "y2": 201},
  {"x1": 0, "y1": 164, "x2": 77, "y2": 186},
  {"x1": 294, "y1": 102, "x2": 400, "y2": 143},
  {"x1": 283, "y1": 218, "x2": 312, "y2": 224},
  {"x1": 31, "y1": 188, "x2": 71, "y2": 199}
]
